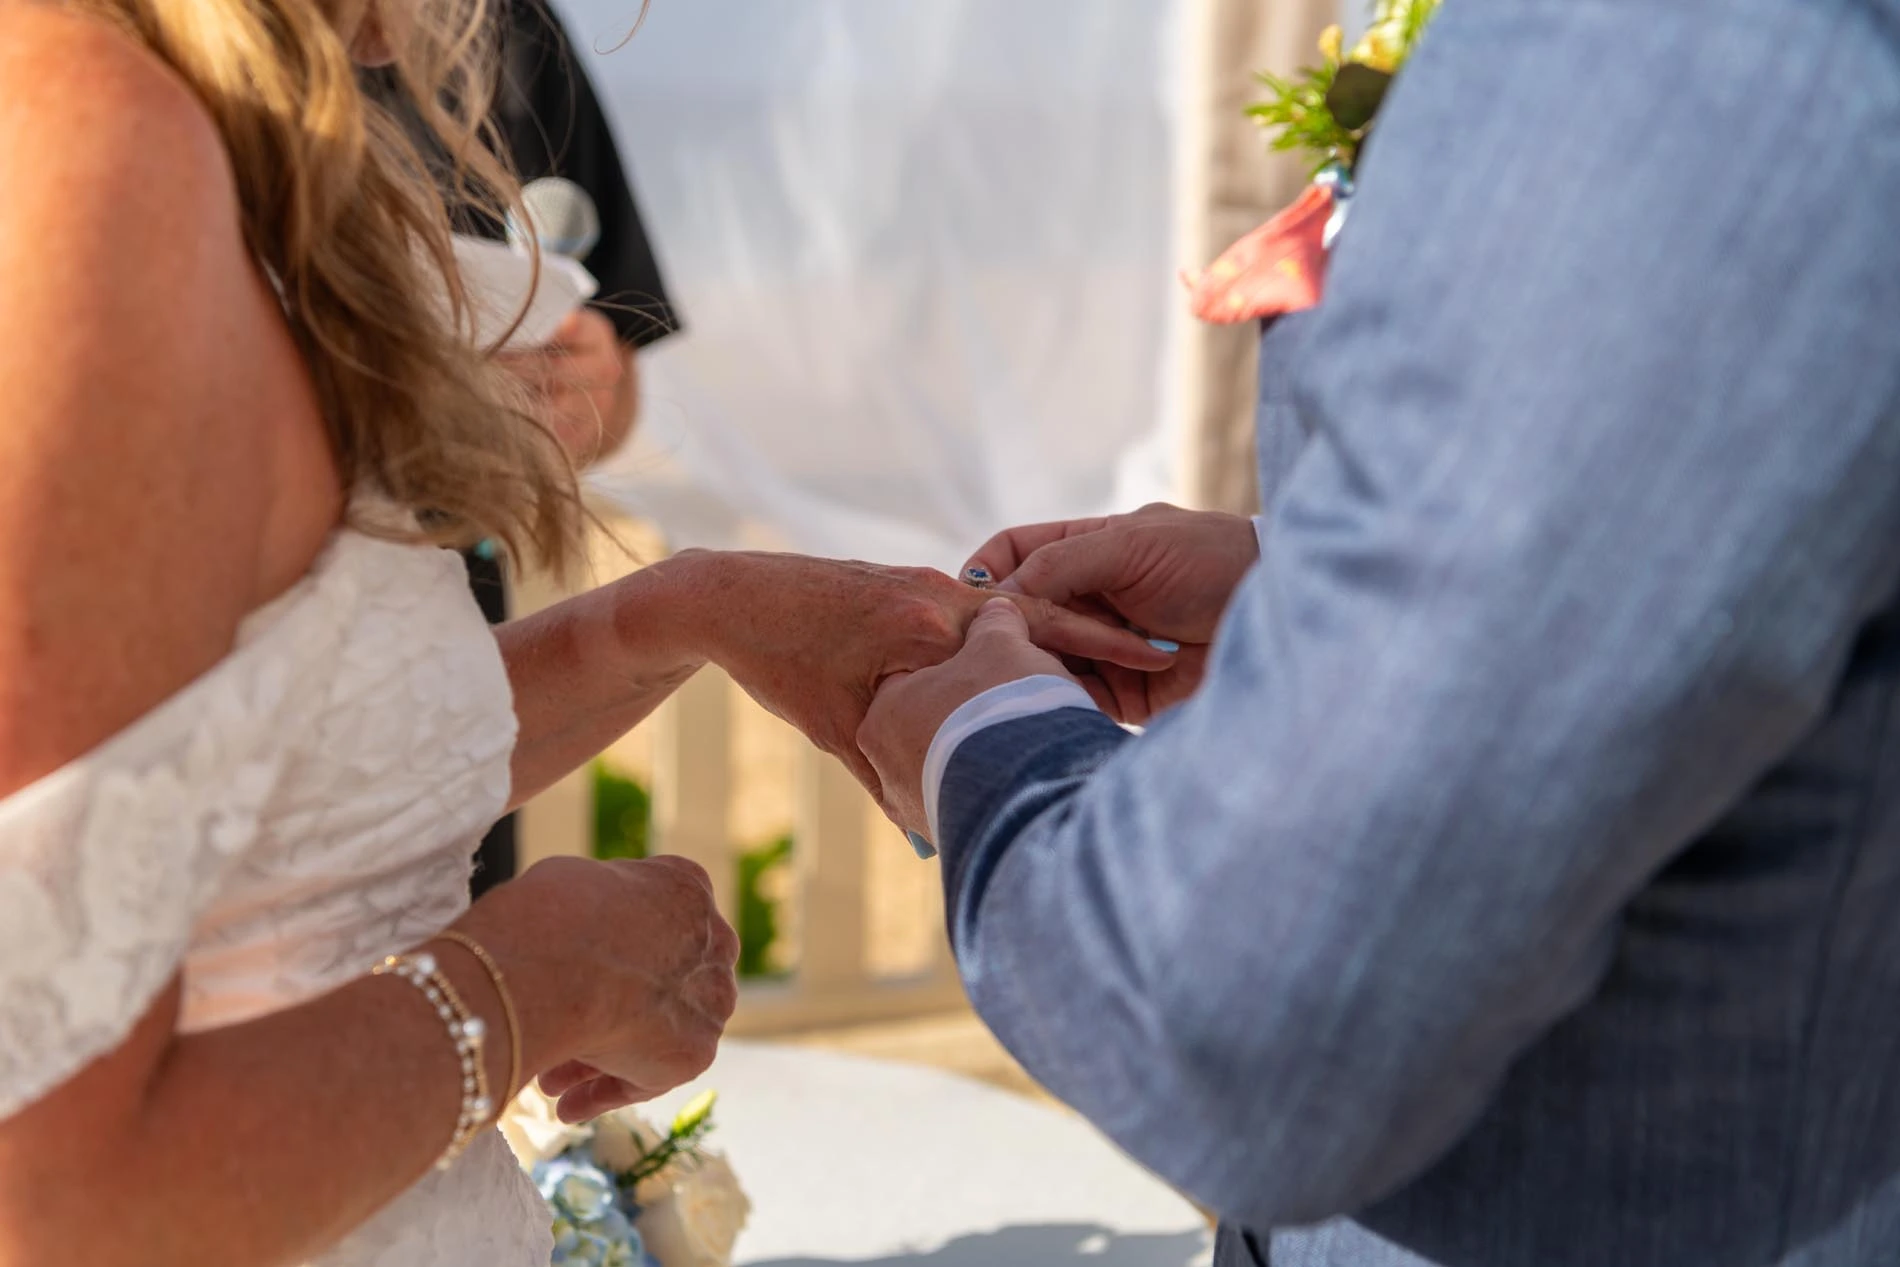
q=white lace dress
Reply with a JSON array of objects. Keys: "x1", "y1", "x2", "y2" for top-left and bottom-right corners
[{"x1": 0, "y1": 527, "x2": 555, "y2": 1265}]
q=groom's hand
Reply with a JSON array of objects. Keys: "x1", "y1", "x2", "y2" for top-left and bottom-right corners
[
  {"x1": 859, "y1": 599, "x2": 1073, "y2": 836},
  {"x1": 965, "y1": 503, "x2": 1259, "y2": 724}
]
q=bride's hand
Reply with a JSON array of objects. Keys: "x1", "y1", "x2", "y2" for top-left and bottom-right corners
[
  {"x1": 664, "y1": 551, "x2": 1174, "y2": 796},
  {"x1": 456, "y1": 854, "x2": 740, "y2": 1122}
]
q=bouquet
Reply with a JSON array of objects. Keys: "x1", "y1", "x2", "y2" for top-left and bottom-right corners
[
  {"x1": 1185, "y1": 0, "x2": 1442, "y2": 323},
  {"x1": 501, "y1": 1088, "x2": 752, "y2": 1267}
]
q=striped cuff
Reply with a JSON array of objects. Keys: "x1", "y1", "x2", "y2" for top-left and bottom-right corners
[{"x1": 920, "y1": 675, "x2": 1101, "y2": 848}]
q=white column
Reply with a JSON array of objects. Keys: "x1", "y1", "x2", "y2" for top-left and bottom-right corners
[
  {"x1": 510, "y1": 556, "x2": 593, "y2": 868},
  {"x1": 651, "y1": 664, "x2": 738, "y2": 917},
  {"x1": 791, "y1": 750, "x2": 869, "y2": 992},
  {"x1": 1173, "y1": 0, "x2": 1337, "y2": 515}
]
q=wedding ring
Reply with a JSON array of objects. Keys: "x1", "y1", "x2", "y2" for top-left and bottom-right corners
[{"x1": 961, "y1": 565, "x2": 995, "y2": 590}]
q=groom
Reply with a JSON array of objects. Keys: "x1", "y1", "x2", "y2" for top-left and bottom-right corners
[{"x1": 859, "y1": 2, "x2": 1900, "y2": 1265}]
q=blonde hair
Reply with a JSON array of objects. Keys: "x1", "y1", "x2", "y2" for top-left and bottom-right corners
[{"x1": 68, "y1": 0, "x2": 582, "y2": 571}]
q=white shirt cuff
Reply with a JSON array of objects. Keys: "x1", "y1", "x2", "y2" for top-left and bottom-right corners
[{"x1": 920, "y1": 675, "x2": 1101, "y2": 848}]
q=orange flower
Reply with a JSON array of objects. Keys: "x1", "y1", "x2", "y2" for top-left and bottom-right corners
[{"x1": 1183, "y1": 184, "x2": 1334, "y2": 324}]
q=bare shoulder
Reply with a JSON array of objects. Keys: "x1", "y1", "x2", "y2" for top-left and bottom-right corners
[
  {"x1": 0, "y1": 4, "x2": 247, "y2": 371},
  {"x1": 0, "y1": 3, "x2": 282, "y2": 793},
  {"x1": 0, "y1": 4, "x2": 237, "y2": 233}
]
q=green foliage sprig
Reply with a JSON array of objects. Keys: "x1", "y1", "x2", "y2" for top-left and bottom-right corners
[
  {"x1": 1249, "y1": 60, "x2": 1348, "y2": 174},
  {"x1": 618, "y1": 1090, "x2": 721, "y2": 1187},
  {"x1": 1247, "y1": 0, "x2": 1442, "y2": 174}
]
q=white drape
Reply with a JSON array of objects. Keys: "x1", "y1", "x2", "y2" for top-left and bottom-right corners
[{"x1": 560, "y1": 0, "x2": 1185, "y2": 571}]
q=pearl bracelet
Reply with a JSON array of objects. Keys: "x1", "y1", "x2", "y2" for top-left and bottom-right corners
[{"x1": 374, "y1": 950, "x2": 493, "y2": 1171}]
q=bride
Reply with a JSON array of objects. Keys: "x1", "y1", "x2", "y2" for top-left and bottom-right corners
[{"x1": 0, "y1": 1, "x2": 1165, "y2": 1263}]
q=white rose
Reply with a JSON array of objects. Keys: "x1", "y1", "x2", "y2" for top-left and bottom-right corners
[
  {"x1": 593, "y1": 1108, "x2": 665, "y2": 1174},
  {"x1": 498, "y1": 1086, "x2": 593, "y2": 1168},
  {"x1": 634, "y1": 1152, "x2": 752, "y2": 1267}
]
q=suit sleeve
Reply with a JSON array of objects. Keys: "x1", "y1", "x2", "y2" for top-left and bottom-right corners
[{"x1": 933, "y1": 0, "x2": 1900, "y2": 1230}]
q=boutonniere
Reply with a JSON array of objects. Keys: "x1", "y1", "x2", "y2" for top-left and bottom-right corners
[{"x1": 1184, "y1": 0, "x2": 1441, "y2": 324}]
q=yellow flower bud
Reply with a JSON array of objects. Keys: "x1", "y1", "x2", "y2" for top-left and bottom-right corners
[
  {"x1": 1318, "y1": 24, "x2": 1343, "y2": 63},
  {"x1": 1348, "y1": 19, "x2": 1406, "y2": 74},
  {"x1": 672, "y1": 1089, "x2": 718, "y2": 1138}
]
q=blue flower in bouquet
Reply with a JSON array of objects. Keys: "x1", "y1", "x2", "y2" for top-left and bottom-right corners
[
  {"x1": 535, "y1": 1154, "x2": 654, "y2": 1267},
  {"x1": 541, "y1": 1156, "x2": 618, "y2": 1223}
]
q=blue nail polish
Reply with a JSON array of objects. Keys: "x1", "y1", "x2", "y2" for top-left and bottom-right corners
[
  {"x1": 907, "y1": 831, "x2": 938, "y2": 859},
  {"x1": 1147, "y1": 638, "x2": 1181, "y2": 654}
]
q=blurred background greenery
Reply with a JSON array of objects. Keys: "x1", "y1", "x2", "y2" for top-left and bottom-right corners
[{"x1": 591, "y1": 760, "x2": 791, "y2": 979}]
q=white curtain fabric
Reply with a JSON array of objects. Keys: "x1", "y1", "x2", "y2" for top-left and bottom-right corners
[{"x1": 559, "y1": 0, "x2": 1186, "y2": 571}]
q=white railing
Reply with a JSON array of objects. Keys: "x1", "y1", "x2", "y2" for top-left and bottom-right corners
[{"x1": 513, "y1": 518, "x2": 969, "y2": 1038}]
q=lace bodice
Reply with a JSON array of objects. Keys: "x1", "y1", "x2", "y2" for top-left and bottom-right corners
[{"x1": 0, "y1": 528, "x2": 552, "y2": 1266}]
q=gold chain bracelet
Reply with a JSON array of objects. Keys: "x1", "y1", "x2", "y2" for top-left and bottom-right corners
[{"x1": 434, "y1": 929, "x2": 523, "y2": 1105}]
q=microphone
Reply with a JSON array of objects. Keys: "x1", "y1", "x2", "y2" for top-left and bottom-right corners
[
  {"x1": 458, "y1": 177, "x2": 601, "y2": 349},
  {"x1": 508, "y1": 177, "x2": 601, "y2": 261}
]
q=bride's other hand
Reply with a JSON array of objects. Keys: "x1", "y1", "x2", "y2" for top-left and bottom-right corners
[
  {"x1": 455, "y1": 854, "x2": 740, "y2": 1122},
  {"x1": 654, "y1": 552, "x2": 1174, "y2": 797}
]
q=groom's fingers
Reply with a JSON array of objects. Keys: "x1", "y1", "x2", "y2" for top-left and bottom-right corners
[
  {"x1": 860, "y1": 602, "x2": 1102, "y2": 841},
  {"x1": 1067, "y1": 667, "x2": 1122, "y2": 718},
  {"x1": 965, "y1": 516, "x2": 1111, "y2": 584},
  {"x1": 965, "y1": 595, "x2": 1033, "y2": 646},
  {"x1": 1009, "y1": 593, "x2": 1173, "y2": 671},
  {"x1": 861, "y1": 671, "x2": 918, "y2": 806},
  {"x1": 996, "y1": 532, "x2": 1129, "y2": 608},
  {"x1": 970, "y1": 597, "x2": 1116, "y2": 677},
  {"x1": 858, "y1": 673, "x2": 936, "y2": 837}
]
